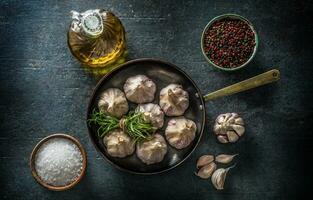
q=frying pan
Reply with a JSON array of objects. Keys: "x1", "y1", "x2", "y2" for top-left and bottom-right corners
[{"x1": 87, "y1": 58, "x2": 280, "y2": 174}]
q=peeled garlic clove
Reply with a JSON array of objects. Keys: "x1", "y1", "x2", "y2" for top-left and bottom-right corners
[
  {"x1": 195, "y1": 162, "x2": 216, "y2": 179},
  {"x1": 196, "y1": 155, "x2": 214, "y2": 169},
  {"x1": 215, "y1": 154, "x2": 238, "y2": 164},
  {"x1": 211, "y1": 165, "x2": 235, "y2": 190}
]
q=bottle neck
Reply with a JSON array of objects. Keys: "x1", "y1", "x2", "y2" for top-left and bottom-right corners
[{"x1": 81, "y1": 11, "x2": 103, "y2": 38}]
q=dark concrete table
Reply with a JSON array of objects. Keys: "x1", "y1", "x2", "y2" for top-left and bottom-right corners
[{"x1": 1, "y1": 0, "x2": 312, "y2": 199}]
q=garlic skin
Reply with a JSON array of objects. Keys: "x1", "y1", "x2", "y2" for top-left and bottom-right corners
[
  {"x1": 103, "y1": 129, "x2": 135, "y2": 158},
  {"x1": 195, "y1": 162, "x2": 217, "y2": 179},
  {"x1": 213, "y1": 113, "x2": 245, "y2": 143},
  {"x1": 136, "y1": 134, "x2": 167, "y2": 165},
  {"x1": 197, "y1": 155, "x2": 214, "y2": 169},
  {"x1": 211, "y1": 166, "x2": 234, "y2": 190},
  {"x1": 159, "y1": 84, "x2": 189, "y2": 116},
  {"x1": 165, "y1": 117, "x2": 197, "y2": 149},
  {"x1": 215, "y1": 154, "x2": 238, "y2": 164},
  {"x1": 135, "y1": 103, "x2": 164, "y2": 129},
  {"x1": 98, "y1": 88, "x2": 129, "y2": 118},
  {"x1": 123, "y1": 75, "x2": 156, "y2": 103}
]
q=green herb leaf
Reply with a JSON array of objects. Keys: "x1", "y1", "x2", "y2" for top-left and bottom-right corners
[{"x1": 88, "y1": 109, "x2": 156, "y2": 143}]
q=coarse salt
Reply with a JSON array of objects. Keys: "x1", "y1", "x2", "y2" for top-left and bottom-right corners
[{"x1": 34, "y1": 137, "x2": 83, "y2": 186}]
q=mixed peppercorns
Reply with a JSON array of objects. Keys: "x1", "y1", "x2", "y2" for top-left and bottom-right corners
[{"x1": 203, "y1": 17, "x2": 256, "y2": 68}]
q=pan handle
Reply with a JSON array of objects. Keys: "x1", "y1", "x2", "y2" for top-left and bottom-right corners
[{"x1": 203, "y1": 69, "x2": 280, "y2": 101}]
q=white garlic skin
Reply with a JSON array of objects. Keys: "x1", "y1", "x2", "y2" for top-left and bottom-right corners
[
  {"x1": 103, "y1": 129, "x2": 135, "y2": 158},
  {"x1": 213, "y1": 113, "x2": 245, "y2": 143},
  {"x1": 159, "y1": 84, "x2": 189, "y2": 116},
  {"x1": 123, "y1": 75, "x2": 156, "y2": 103},
  {"x1": 98, "y1": 88, "x2": 129, "y2": 118},
  {"x1": 197, "y1": 154, "x2": 214, "y2": 169},
  {"x1": 165, "y1": 117, "x2": 197, "y2": 149},
  {"x1": 215, "y1": 154, "x2": 238, "y2": 164},
  {"x1": 211, "y1": 166, "x2": 234, "y2": 190},
  {"x1": 135, "y1": 103, "x2": 164, "y2": 129},
  {"x1": 136, "y1": 134, "x2": 167, "y2": 165},
  {"x1": 195, "y1": 162, "x2": 217, "y2": 179}
]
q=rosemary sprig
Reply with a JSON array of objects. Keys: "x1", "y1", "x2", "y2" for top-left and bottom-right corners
[
  {"x1": 124, "y1": 112, "x2": 157, "y2": 142},
  {"x1": 88, "y1": 109, "x2": 120, "y2": 137},
  {"x1": 88, "y1": 109, "x2": 156, "y2": 142}
]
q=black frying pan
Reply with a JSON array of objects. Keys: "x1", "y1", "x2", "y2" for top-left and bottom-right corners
[{"x1": 87, "y1": 58, "x2": 280, "y2": 174}]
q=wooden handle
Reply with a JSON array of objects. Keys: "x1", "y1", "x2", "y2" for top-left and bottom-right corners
[{"x1": 203, "y1": 69, "x2": 280, "y2": 101}]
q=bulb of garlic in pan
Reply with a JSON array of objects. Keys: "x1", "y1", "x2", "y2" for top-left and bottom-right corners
[
  {"x1": 213, "y1": 113, "x2": 245, "y2": 143},
  {"x1": 123, "y1": 75, "x2": 156, "y2": 103},
  {"x1": 165, "y1": 117, "x2": 197, "y2": 149},
  {"x1": 135, "y1": 103, "x2": 164, "y2": 129},
  {"x1": 103, "y1": 129, "x2": 135, "y2": 158},
  {"x1": 98, "y1": 88, "x2": 129, "y2": 118},
  {"x1": 136, "y1": 134, "x2": 167, "y2": 165},
  {"x1": 159, "y1": 84, "x2": 189, "y2": 116}
]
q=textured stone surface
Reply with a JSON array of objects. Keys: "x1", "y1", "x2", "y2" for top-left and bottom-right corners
[{"x1": 0, "y1": 0, "x2": 312, "y2": 199}]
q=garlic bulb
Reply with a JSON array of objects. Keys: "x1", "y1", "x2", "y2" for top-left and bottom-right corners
[
  {"x1": 195, "y1": 162, "x2": 216, "y2": 179},
  {"x1": 123, "y1": 75, "x2": 156, "y2": 103},
  {"x1": 136, "y1": 134, "x2": 167, "y2": 165},
  {"x1": 135, "y1": 103, "x2": 164, "y2": 129},
  {"x1": 213, "y1": 113, "x2": 245, "y2": 143},
  {"x1": 196, "y1": 155, "x2": 214, "y2": 169},
  {"x1": 159, "y1": 84, "x2": 189, "y2": 116},
  {"x1": 103, "y1": 129, "x2": 135, "y2": 158},
  {"x1": 165, "y1": 117, "x2": 197, "y2": 149},
  {"x1": 211, "y1": 165, "x2": 235, "y2": 190},
  {"x1": 98, "y1": 88, "x2": 129, "y2": 118}
]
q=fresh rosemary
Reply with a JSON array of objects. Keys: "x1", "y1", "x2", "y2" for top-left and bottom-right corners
[
  {"x1": 88, "y1": 109, "x2": 156, "y2": 142},
  {"x1": 88, "y1": 109, "x2": 120, "y2": 137}
]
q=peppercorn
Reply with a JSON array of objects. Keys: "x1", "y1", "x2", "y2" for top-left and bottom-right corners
[{"x1": 203, "y1": 17, "x2": 256, "y2": 68}]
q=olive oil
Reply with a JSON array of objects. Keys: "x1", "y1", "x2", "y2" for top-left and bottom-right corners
[{"x1": 68, "y1": 9, "x2": 126, "y2": 70}]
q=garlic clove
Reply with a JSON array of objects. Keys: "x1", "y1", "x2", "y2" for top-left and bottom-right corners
[
  {"x1": 196, "y1": 155, "x2": 214, "y2": 169},
  {"x1": 195, "y1": 162, "x2": 216, "y2": 179},
  {"x1": 232, "y1": 124, "x2": 245, "y2": 136},
  {"x1": 217, "y1": 135, "x2": 228, "y2": 143},
  {"x1": 231, "y1": 113, "x2": 238, "y2": 118},
  {"x1": 213, "y1": 124, "x2": 222, "y2": 134},
  {"x1": 216, "y1": 114, "x2": 226, "y2": 124},
  {"x1": 224, "y1": 113, "x2": 232, "y2": 121},
  {"x1": 211, "y1": 165, "x2": 235, "y2": 190},
  {"x1": 226, "y1": 131, "x2": 239, "y2": 142},
  {"x1": 215, "y1": 154, "x2": 238, "y2": 164},
  {"x1": 234, "y1": 117, "x2": 244, "y2": 125}
]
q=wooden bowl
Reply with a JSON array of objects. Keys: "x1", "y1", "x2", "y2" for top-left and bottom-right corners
[{"x1": 29, "y1": 133, "x2": 87, "y2": 191}]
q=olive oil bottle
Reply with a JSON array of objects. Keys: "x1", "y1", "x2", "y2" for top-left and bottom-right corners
[{"x1": 68, "y1": 9, "x2": 126, "y2": 71}]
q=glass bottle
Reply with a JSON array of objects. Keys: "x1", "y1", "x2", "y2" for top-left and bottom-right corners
[{"x1": 68, "y1": 9, "x2": 126, "y2": 71}]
